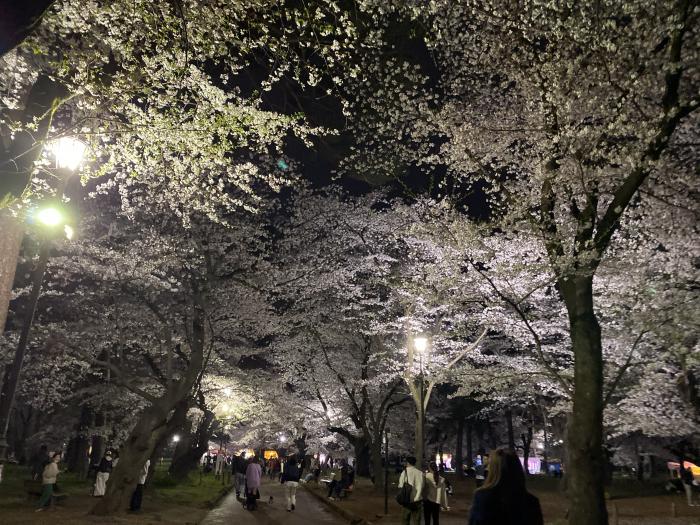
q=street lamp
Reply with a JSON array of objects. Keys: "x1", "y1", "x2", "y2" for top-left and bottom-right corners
[
  {"x1": 36, "y1": 206, "x2": 64, "y2": 227},
  {"x1": 51, "y1": 136, "x2": 87, "y2": 171},
  {"x1": 414, "y1": 337, "x2": 428, "y2": 354},
  {"x1": 172, "y1": 435, "x2": 181, "y2": 443},
  {"x1": 0, "y1": 137, "x2": 85, "y2": 465}
]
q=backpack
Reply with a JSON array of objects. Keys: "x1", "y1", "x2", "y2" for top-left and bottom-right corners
[{"x1": 396, "y1": 468, "x2": 417, "y2": 509}]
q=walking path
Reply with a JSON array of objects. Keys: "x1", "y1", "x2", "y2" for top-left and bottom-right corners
[{"x1": 200, "y1": 479, "x2": 347, "y2": 525}]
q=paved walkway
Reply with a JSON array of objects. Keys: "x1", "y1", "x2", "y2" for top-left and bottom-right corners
[{"x1": 200, "y1": 479, "x2": 347, "y2": 525}]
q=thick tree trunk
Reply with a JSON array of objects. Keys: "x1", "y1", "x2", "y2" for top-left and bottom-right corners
[
  {"x1": 68, "y1": 406, "x2": 92, "y2": 473},
  {"x1": 505, "y1": 409, "x2": 515, "y2": 450},
  {"x1": 562, "y1": 277, "x2": 608, "y2": 525},
  {"x1": 370, "y1": 437, "x2": 384, "y2": 490},
  {"x1": 455, "y1": 416, "x2": 464, "y2": 479},
  {"x1": 0, "y1": 211, "x2": 22, "y2": 333},
  {"x1": 91, "y1": 402, "x2": 172, "y2": 515},
  {"x1": 169, "y1": 408, "x2": 213, "y2": 482},
  {"x1": 355, "y1": 439, "x2": 371, "y2": 477},
  {"x1": 486, "y1": 419, "x2": 498, "y2": 449},
  {"x1": 91, "y1": 302, "x2": 205, "y2": 515}
]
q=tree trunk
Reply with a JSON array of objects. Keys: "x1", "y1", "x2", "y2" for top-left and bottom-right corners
[
  {"x1": 169, "y1": 409, "x2": 214, "y2": 482},
  {"x1": 0, "y1": 211, "x2": 22, "y2": 333},
  {"x1": 370, "y1": 436, "x2": 384, "y2": 490},
  {"x1": 541, "y1": 407, "x2": 549, "y2": 475},
  {"x1": 455, "y1": 416, "x2": 464, "y2": 479},
  {"x1": 146, "y1": 435, "x2": 169, "y2": 487},
  {"x1": 505, "y1": 409, "x2": 515, "y2": 451},
  {"x1": 91, "y1": 301, "x2": 205, "y2": 515},
  {"x1": 562, "y1": 276, "x2": 608, "y2": 525},
  {"x1": 634, "y1": 439, "x2": 643, "y2": 482},
  {"x1": 355, "y1": 439, "x2": 371, "y2": 477},
  {"x1": 68, "y1": 406, "x2": 92, "y2": 473},
  {"x1": 414, "y1": 411, "x2": 424, "y2": 465},
  {"x1": 91, "y1": 401, "x2": 172, "y2": 515},
  {"x1": 521, "y1": 426, "x2": 533, "y2": 477},
  {"x1": 486, "y1": 419, "x2": 498, "y2": 449},
  {"x1": 466, "y1": 422, "x2": 473, "y2": 468}
]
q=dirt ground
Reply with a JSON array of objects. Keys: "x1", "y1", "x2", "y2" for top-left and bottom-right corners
[{"x1": 306, "y1": 475, "x2": 700, "y2": 525}]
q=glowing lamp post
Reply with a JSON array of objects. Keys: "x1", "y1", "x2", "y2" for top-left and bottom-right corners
[
  {"x1": 0, "y1": 137, "x2": 85, "y2": 464},
  {"x1": 51, "y1": 136, "x2": 87, "y2": 171}
]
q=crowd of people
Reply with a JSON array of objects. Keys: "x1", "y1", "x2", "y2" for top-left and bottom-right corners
[
  {"x1": 28, "y1": 445, "x2": 150, "y2": 513},
  {"x1": 23, "y1": 443, "x2": 699, "y2": 520},
  {"x1": 396, "y1": 449, "x2": 543, "y2": 525}
]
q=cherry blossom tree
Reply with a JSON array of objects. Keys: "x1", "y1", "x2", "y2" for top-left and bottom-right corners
[{"x1": 337, "y1": 3, "x2": 698, "y2": 522}]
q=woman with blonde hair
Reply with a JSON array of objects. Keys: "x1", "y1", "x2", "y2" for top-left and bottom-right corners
[{"x1": 468, "y1": 448, "x2": 543, "y2": 525}]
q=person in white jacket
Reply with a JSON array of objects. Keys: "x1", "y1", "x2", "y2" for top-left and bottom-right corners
[
  {"x1": 424, "y1": 462, "x2": 449, "y2": 525},
  {"x1": 36, "y1": 452, "x2": 62, "y2": 512},
  {"x1": 398, "y1": 456, "x2": 425, "y2": 525}
]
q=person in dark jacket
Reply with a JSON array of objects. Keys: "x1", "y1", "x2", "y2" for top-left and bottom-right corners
[
  {"x1": 93, "y1": 450, "x2": 114, "y2": 496},
  {"x1": 281, "y1": 456, "x2": 302, "y2": 511},
  {"x1": 468, "y1": 448, "x2": 543, "y2": 525},
  {"x1": 29, "y1": 445, "x2": 49, "y2": 481}
]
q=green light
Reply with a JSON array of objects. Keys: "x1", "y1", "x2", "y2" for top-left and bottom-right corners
[{"x1": 36, "y1": 207, "x2": 63, "y2": 227}]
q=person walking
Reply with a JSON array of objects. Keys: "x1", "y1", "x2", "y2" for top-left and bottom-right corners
[
  {"x1": 398, "y1": 456, "x2": 425, "y2": 525},
  {"x1": 93, "y1": 450, "x2": 114, "y2": 496},
  {"x1": 680, "y1": 462, "x2": 698, "y2": 506},
  {"x1": 232, "y1": 454, "x2": 246, "y2": 498},
  {"x1": 35, "y1": 452, "x2": 61, "y2": 512},
  {"x1": 281, "y1": 456, "x2": 301, "y2": 511},
  {"x1": 474, "y1": 456, "x2": 486, "y2": 488},
  {"x1": 244, "y1": 456, "x2": 262, "y2": 510},
  {"x1": 468, "y1": 448, "x2": 543, "y2": 525},
  {"x1": 424, "y1": 461, "x2": 449, "y2": 525},
  {"x1": 129, "y1": 459, "x2": 150, "y2": 512}
]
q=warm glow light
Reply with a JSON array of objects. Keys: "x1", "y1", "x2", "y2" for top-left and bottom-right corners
[
  {"x1": 172, "y1": 434, "x2": 180, "y2": 443},
  {"x1": 64, "y1": 225, "x2": 74, "y2": 240},
  {"x1": 36, "y1": 207, "x2": 63, "y2": 227},
  {"x1": 414, "y1": 336, "x2": 428, "y2": 353},
  {"x1": 51, "y1": 137, "x2": 86, "y2": 171}
]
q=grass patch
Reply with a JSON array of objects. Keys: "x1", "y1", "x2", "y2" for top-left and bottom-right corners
[
  {"x1": 148, "y1": 461, "x2": 231, "y2": 508},
  {"x1": 0, "y1": 461, "x2": 230, "y2": 511}
]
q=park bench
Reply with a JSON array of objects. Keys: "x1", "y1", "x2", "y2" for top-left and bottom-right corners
[{"x1": 24, "y1": 480, "x2": 68, "y2": 505}]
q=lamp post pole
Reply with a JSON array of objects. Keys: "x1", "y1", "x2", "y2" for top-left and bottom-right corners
[
  {"x1": 0, "y1": 241, "x2": 51, "y2": 462},
  {"x1": 419, "y1": 351, "x2": 425, "y2": 467},
  {"x1": 384, "y1": 427, "x2": 390, "y2": 515}
]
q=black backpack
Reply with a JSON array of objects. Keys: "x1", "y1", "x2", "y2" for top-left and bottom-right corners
[{"x1": 396, "y1": 468, "x2": 415, "y2": 509}]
